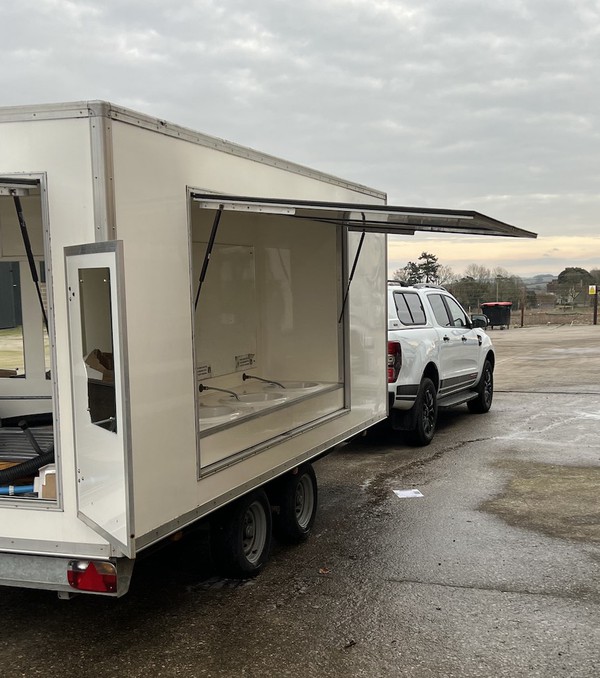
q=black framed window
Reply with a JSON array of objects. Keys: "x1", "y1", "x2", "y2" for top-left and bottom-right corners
[{"x1": 394, "y1": 292, "x2": 426, "y2": 325}]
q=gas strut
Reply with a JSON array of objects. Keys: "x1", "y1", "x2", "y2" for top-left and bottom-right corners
[
  {"x1": 11, "y1": 192, "x2": 49, "y2": 333},
  {"x1": 194, "y1": 204, "x2": 224, "y2": 310},
  {"x1": 338, "y1": 212, "x2": 366, "y2": 324}
]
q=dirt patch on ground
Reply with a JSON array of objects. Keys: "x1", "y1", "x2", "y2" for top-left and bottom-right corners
[
  {"x1": 480, "y1": 460, "x2": 600, "y2": 544},
  {"x1": 522, "y1": 309, "x2": 595, "y2": 327}
]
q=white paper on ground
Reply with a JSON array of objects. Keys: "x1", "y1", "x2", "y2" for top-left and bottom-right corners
[{"x1": 393, "y1": 489, "x2": 424, "y2": 498}]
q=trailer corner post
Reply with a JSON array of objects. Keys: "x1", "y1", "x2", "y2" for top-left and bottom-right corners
[{"x1": 89, "y1": 101, "x2": 116, "y2": 242}]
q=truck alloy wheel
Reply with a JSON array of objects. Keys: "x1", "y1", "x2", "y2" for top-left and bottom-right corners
[
  {"x1": 468, "y1": 360, "x2": 494, "y2": 414},
  {"x1": 407, "y1": 377, "x2": 438, "y2": 446}
]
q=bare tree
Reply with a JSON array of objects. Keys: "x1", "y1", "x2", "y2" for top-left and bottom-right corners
[
  {"x1": 463, "y1": 264, "x2": 492, "y2": 284},
  {"x1": 437, "y1": 264, "x2": 456, "y2": 285}
]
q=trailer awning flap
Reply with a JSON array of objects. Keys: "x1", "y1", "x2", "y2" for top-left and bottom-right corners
[{"x1": 191, "y1": 194, "x2": 537, "y2": 239}]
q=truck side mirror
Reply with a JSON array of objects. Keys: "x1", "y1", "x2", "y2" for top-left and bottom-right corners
[{"x1": 471, "y1": 314, "x2": 488, "y2": 328}]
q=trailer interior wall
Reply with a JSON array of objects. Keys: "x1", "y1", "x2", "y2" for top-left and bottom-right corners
[
  {"x1": 108, "y1": 119, "x2": 388, "y2": 545},
  {"x1": 192, "y1": 208, "x2": 344, "y2": 465},
  {"x1": 0, "y1": 195, "x2": 47, "y2": 388}
]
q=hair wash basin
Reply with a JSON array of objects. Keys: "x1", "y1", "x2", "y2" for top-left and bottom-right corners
[
  {"x1": 221, "y1": 392, "x2": 287, "y2": 408},
  {"x1": 198, "y1": 404, "x2": 240, "y2": 425},
  {"x1": 265, "y1": 381, "x2": 321, "y2": 393}
]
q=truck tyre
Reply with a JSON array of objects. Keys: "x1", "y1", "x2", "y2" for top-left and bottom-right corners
[
  {"x1": 271, "y1": 464, "x2": 318, "y2": 543},
  {"x1": 211, "y1": 489, "x2": 272, "y2": 577},
  {"x1": 406, "y1": 377, "x2": 437, "y2": 446},
  {"x1": 468, "y1": 360, "x2": 494, "y2": 414}
]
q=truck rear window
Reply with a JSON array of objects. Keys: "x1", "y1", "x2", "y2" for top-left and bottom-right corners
[{"x1": 393, "y1": 292, "x2": 426, "y2": 325}]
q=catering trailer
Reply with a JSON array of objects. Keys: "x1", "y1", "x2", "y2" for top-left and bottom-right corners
[{"x1": 0, "y1": 101, "x2": 536, "y2": 597}]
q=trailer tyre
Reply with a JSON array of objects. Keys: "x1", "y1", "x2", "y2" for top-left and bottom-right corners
[
  {"x1": 271, "y1": 464, "x2": 318, "y2": 543},
  {"x1": 211, "y1": 489, "x2": 272, "y2": 578},
  {"x1": 406, "y1": 377, "x2": 437, "y2": 447}
]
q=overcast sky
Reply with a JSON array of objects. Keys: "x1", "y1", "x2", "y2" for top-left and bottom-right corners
[{"x1": 2, "y1": 0, "x2": 599, "y2": 277}]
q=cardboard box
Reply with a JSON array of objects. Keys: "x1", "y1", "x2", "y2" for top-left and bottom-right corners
[
  {"x1": 84, "y1": 349, "x2": 114, "y2": 383},
  {"x1": 33, "y1": 464, "x2": 57, "y2": 499}
]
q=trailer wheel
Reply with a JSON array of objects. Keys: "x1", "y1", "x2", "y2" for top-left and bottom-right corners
[
  {"x1": 271, "y1": 464, "x2": 318, "y2": 543},
  {"x1": 211, "y1": 489, "x2": 272, "y2": 577},
  {"x1": 406, "y1": 377, "x2": 437, "y2": 446}
]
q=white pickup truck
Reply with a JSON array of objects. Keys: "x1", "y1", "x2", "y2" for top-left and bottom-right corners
[{"x1": 387, "y1": 282, "x2": 494, "y2": 445}]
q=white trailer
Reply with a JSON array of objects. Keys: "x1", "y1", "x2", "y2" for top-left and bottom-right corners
[{"x1": 0, "y1": 101, "x2": 536, "y2": 597}]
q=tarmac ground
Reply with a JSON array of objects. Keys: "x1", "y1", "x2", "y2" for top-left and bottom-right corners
[{"x1": 0, "y1": 324, "x2": 599, "y2": 677}]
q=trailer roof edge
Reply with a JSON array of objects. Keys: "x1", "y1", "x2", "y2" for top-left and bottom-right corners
[{"x1": 0, "y1": 100, "x2": 387, "y2": 202}]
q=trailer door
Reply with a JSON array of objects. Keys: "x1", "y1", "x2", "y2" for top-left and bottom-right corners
[{"x1": 65, "y1": 242, "x2": 134, "y2": 558}]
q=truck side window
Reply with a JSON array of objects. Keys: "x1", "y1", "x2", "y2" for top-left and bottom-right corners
[
  {"x1": 444, "y1": 297, "x2": 470, "y2": 328},
  {"x1": 394, "y1": 292, "x2": 426, "y2": 326},
  {"x1": 428, "y1": 294, "x2": 451, "y2": 326}
]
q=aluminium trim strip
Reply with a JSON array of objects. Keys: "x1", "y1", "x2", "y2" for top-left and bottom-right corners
[{"x1": 0, "y1": 537, "x2": 110, "y2": 558}]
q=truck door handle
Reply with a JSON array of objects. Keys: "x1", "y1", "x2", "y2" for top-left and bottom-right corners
[{"x1": 443, "y1": 335, "x2": 450, "y2": 342}]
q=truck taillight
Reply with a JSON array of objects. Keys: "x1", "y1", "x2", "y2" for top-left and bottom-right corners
[
  {"x1": 67, "y1": 560, "x2": 117, "y2": 594},
  {"x1": 387, "y1": 341, "x2": 402, "y2": 382}
]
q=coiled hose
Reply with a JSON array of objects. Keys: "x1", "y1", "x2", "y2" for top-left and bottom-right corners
[{"x1": 0, "y1": 447, "x2": 54, "y2": 484}]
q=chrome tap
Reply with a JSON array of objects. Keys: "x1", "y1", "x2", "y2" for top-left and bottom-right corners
[
  {"x1": 242, "y1": 373, "x2": 285, "y2": 389},
  {"x1": 198, "y1": 384, "x2": 240, "y2": 400}
]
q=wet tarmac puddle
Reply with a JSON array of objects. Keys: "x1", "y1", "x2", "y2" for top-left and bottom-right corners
[{"x1": 480, "y1": 460, "x2": 600, "y2": 544}]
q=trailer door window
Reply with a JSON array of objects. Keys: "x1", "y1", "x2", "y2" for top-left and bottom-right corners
[{"x1": 78, "y1": 267, "x2": 117, "y2": 433}]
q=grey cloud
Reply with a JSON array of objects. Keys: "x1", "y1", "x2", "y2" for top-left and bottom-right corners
[{"x1": 1, "y1": 0, "x2": 600, "y2": 265}]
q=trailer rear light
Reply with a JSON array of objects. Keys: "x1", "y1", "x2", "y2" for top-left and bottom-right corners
[
  {"x1": 67, "y1": 560, "x2": 117, "y2": 594},
  {"x1": 387, "y1": 341, "x2": 402, "y2": 382}
]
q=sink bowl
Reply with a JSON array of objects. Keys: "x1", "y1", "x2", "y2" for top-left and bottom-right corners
[
  {"x1": 266, "y1": 381, "x2": 321, "y2": 393},
  {"x1": 198, "y1": 404, "x2": 240, "y2": 425},
  {"x1": 222, "y1": 392, "x2": 287, "y2": 408}
]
